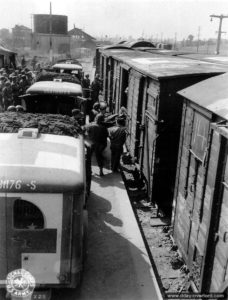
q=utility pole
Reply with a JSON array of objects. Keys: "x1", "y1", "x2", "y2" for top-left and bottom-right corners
[
  {"x1": 49, "y1": 2, "x2": 53, "y2": 63},
  {"x1": 210, "y1": 14, "x2": 228, "y2": 54},
  {"x1": 197, "y1": 26, "x2": 201, "y2": 53},
  {"x1": 173, "y1": 32, "x2": 177, "y2": 50}
]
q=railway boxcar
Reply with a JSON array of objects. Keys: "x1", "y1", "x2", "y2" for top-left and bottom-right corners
[
  {"x1": 172, "y1": 72, "x2": 228, "y2": 293},
  {"x1": 98, "y1": 48, "x2": 228, "y2": 216}
]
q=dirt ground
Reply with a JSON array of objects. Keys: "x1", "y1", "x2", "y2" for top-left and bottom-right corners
[
  {"x1": 120, "y1": 157, "x2": 190, "y2": 297},
  {"x1": 135, "y1": 202, "x2": 190, "y2": 295}
]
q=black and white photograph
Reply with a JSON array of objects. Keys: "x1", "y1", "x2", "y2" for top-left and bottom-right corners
[{"x1": 0, "y1": 0, "x2": 228, "y2": 299}]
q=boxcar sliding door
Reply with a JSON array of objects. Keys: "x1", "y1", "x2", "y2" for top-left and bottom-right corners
[
  {"x1": 173, "y1": 104, "x2": 212, "y2": 290},
  {"x1": 126, "y1": 69, "x2": 143, "y2": 159},
  {"x1": 143, "y1": 111, "x2": 158, "y2": 203}
]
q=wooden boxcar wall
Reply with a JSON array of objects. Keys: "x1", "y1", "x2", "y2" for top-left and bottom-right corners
[
  {"x1": 172, "y1": 101, "x2": 228, "y2": 292},
  {"x1": 95, "y1": 48, "x2": 101, "y2": 76},
  {"x1": 102, "y1": 55, "x2": 109, "y2": 103},
  {"x1": 202, "y1": 124, "x2": 228, "y2": 293},
  {"x1": 107, "y1": 58, "x2": 114, "y2": 112}
]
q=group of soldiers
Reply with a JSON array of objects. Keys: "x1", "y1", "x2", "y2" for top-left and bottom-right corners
[{"x1": 0, "y1": 67, "x2": 35, "y2": 112}]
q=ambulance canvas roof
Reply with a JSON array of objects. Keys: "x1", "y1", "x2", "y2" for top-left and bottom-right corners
[
  {"x1": 26, "y1": 81, "x2": 82, "y2": 96},
  {"x1": 52, "y1": 63, "x2": 83, "y2": 70},
  {"x1": 0, "y1": 133, "x2": 84, "y2": 193}
]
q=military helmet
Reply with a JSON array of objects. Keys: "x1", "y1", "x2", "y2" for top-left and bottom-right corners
[
  {"x1": 99, "y1": 101, "x2": 107, "y2": 110},
  {"x1": 16, "y1": 105, "x2": 24, "y2": 112},
  {"x1": 7, "y1": 106, "x2": 17, "y2": 112}
]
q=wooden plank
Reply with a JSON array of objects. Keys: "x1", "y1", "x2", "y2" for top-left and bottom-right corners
[
  {"x1": 222, "y1": 187, "x2": 228, "y2": 206},
  {"x1": 220, "y1": 204, "x2": 228, "y2": 219},
  {"x1": 214, "y1": 242, "x2": 227, "y2": 267},
  {"x1": 196, "y1": 229, "x2": 206, "y2": 255},
  {"x1": 211, "y1": 257, "x2": 225, "y2": 291},
  {"x1": 201, "y1": 207, "x2": 211, "y2": 225},
  {"x1": 199, "y1": 221, "x2": 207, "y2": 235}
]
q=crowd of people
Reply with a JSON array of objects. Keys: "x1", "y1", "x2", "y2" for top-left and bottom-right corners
[
  {"x1": 0, "y1": 58, "x2": 128, "y2": 176},
  {"x1": 0, "y1": 66, "x2": 35, "y2": 112}
]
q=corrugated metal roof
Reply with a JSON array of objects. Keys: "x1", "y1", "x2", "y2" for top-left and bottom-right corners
[
  {"x1": 101, "y1": 48, "x2": 228, "y2": 79},
  {"x1": 26, "y1": 81, "x2": 82, "y2": 96},
  {"x1": 0, "y1": 45, "x2": 16, "y2": 54},
  {"x1": 0, "y1": 133, "x2": 84, "y2": 192},
  {"x1": 178, "y1": 72, "x2": 228, "y2": 120}
]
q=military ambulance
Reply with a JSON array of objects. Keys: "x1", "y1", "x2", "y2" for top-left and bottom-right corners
[{"x1": 0, "y1": 127, "x2": 88, "y2": 298}]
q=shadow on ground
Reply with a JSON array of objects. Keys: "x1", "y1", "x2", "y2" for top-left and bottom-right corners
[{"x1": 53, "y1": 183, "x2": 158, "y2": 300}]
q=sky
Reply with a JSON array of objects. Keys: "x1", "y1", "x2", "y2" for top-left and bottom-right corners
[{"x1": 0, "y1": 0, "x2": 228, "y2": 41}]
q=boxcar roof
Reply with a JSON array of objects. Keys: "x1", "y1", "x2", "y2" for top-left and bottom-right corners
[
  {"x1": 178, "y1": 73, "x2": 228, "y2": 120},
  {"x1": 101, "y1": 48, "x2": 228, "y2": 79},
  {"x1": 177, "y1": 54, "x2": 228, "y2": 65},
  {"x1": 26, "y1": 81, "x2": 82, "y2": 96},
  {"x1": 0, "y1": 133, "x2": 84, "y2": 193}
]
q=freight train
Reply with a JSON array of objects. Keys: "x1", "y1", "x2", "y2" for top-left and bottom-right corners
[{"x1": 95, "y1": 43, "x2": 228, "y2": 294}]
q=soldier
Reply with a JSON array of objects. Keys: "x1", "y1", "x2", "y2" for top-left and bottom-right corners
[
  {"x1": 84, "y1": 113, "x2": 108, "y2": 176},
  {"x1": 11, "y1": 76, "x2": 20, "y2": 105},
  {"x1": 2, "y1": 81, "x2": 13, "y2": 111},
  {"x1": 108, "y1": 117, "x2": 128, "y2": 172},
  {"x1": 89, "y1": 102, "x2": 100, "y2": 123},
  {"x1": 82, "y1": 74, "x2": 90, "y2": 89},
  {"x1": 19, "y1": 75, "x2": 29, "y2": 95},
  {"x1": 21, "y1": 56, "x2": 26, "y2": 68},
  {"x1": 31, "y1": 56, "x2": 37, "y2": 71},
  {"x1": 71, "y1": 108, "x2": 85, "y2": 126},
  {"x1": 16, "y1": 105, "x2": 25, "y2": 112},
  {"x1": 91, "y1": 74, "x2": 102, "y2": 104},
  {"x1": 26, "y1": 71, "x2": 34, "y2": 87},
  {"x1": 0, "y1": 76, "x2": 6, "y2": 111},
  {"x1": 7, "y1": 105, "x2": 16, "y2": 112}
]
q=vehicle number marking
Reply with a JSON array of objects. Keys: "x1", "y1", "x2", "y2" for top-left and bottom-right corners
[{"x1": 0, "y1": 180, "x2": 37, "y2": 190}]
